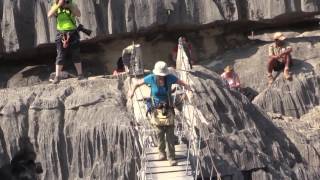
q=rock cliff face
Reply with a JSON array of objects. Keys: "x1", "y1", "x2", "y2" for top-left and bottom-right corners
[
  {"x1": 179, "y1": 66, "x2": 320, "y2": 179},
  {"x1": 0, "y1": 65, "x2": 319, "y2": 179},
  {"x1": 268, "y1": 107, "x2": 320, "y2": 177},
  {"x1": 200, "y1": 29, "x2": 320, "y2": 178},
  {"x1": 1, "y1": 1, "x2": 320, "y2": 180},
  {"x1": 0, "y1": 78, "x2": 140, "y2": 180},
  {"x1": 1, "y1": 0, "x2": 320, "y2": 53},
  {"x1": 208, "y1": 30, "x2": 320, "y2": 118}
]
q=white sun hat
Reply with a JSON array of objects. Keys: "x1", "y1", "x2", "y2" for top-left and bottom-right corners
[{"x1": 153, "y1": 61, "x2": 169, "y2": 76}]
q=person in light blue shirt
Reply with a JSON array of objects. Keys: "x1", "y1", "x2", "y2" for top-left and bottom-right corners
[
  {"x1": 143, "y1": 73, "x2": 178, "y2": 102},
  {"x1": 128, "y1": 61, "x2": 191, "y2": 166}
]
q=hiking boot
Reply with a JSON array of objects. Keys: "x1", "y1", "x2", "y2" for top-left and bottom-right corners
[
  {"x1": 284, "y1": 70, "x2": 292, "y2": 80},
  {"x1": 77, "y1": 74, "x2": 85, "y2": 80},
  {"x1": 267, "y1": 74, "x2": 274, "y2": 85},
  {"x1": 52, "y1": 76, "x2": 60, "y2": 84},
  {"x1": 158, "y1": 152, "x2": 166, "y2": 161},
  {"x1": 168, "y1": 159, "x2": 177, "y2": 166}
]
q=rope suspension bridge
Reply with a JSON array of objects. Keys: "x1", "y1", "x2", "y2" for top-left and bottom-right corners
[{"x1": 111, "y1": 42, "x2": 223, "y2": 180}]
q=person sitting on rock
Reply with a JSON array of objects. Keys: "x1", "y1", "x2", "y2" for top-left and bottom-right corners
[
  {"x1": 128, "y1": 61, "x2": 191, "y2": 166},
  {"x1": 112, "y1": 57, "x2": 126, "y2": 75},
  {"x1": 47, "y1": 0, "x2": 84, "y2": 84},
  {"x1": 221, "y1": 65, "x2": 241, "y2": 90},
  {"x1": 267, "y1": 32, "x2": 293, "y2": 85},
  {"x1": 220, "y1": 66, "x2": 258, "y2": 100}
]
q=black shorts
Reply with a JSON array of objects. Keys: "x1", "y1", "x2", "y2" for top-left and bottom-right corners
[
  {"x1": 273, "y1": 59, "x2": 293, "y2": 71},
  {"x1": 273, "y1": 60, "x2": 285, "y2": 71},
  {"x1": 55, "y1": 31, "x2": 81, "y2": 65}
]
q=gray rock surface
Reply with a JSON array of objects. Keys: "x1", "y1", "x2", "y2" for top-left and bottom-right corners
[
  {"x1": 268, "y1": 107, "x2": 320, "y2": 179},
  {"x1": 0, "y1": 138, "x2": 43, "y2": 180},
  {"x1": 253, "y1": 73, "x2": 320, "y2": 118},
  {"x1": 0, "y1": 65, "x2": 320, "y2": 179},
  {"x1": 6, "y1": 66, "x2": 51, "y2": 88},
  {"x1": 208, "y1": 30, "x2": 320, "y2": 118},
  {"x1": 1, "y1": 0, "x2": 320, "y2": 53},
  {"x1": 181, "y1": 66, "x2": 320, "y2": 179},
  {"x1": 0, "y1": 78, "x2": 140, "y2": 180}
]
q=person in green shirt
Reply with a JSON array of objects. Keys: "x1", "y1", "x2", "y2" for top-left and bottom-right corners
[{"x1": 47, "y1": 0, "x2": 83, "y2": 84}]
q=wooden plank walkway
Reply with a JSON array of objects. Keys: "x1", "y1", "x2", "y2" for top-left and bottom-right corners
[
  {"x1": 129, "y1": 77, "x2": 194, "y2": 180},
  {"x1": 144, "y1": 144, "x2": 194, "y2": 180}
]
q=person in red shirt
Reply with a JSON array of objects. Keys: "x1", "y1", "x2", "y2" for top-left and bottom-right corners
[{"x1": 112, "y1": 57, "x2": 126, "y2": 75}]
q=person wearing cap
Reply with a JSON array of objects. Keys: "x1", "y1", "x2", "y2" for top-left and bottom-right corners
[
  {"x1": 267, "y1": 32, "x2": 293, "y2": 85},
  {"x1": 128, "y1": 61, "x2": 191, "y2": 166},
  {"x1": 221, "y1": 65, "x2": 241, "y2": 90}
]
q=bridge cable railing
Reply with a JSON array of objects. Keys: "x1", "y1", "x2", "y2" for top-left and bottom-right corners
[{"x1": 176, "y1": 45, "x2": 222, "y2": 180}]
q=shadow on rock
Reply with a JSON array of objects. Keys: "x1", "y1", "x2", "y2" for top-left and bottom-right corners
[
  {"x1": 290, "y1": 58, "x2": 315, "y2": 75},
  {"x1": 0, "y1": 137, "x2": 43, "y2": 180}
]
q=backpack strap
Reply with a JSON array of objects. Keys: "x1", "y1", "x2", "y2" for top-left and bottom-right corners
[{"x1": 164, "y1": 76, "x2": 173, "y2": 107}]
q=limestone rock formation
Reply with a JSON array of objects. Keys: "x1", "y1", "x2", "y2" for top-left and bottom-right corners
[
  {"x1": 0, "y1": 0, "x2": 320, "y2": 53},
  {"x1": 253, "y1": 73, "x2": 320, "y2": 118},
  {"x1": 208, "y1": 30, "x2": 320, "y2": 118},
  {"x1": 0, "y1": 78, "x2": 140, "y2": 180},
  {"x1": 6, "y1": 65, "x2": 51, "y2": 88},
  {"x1": 178, "y1": 66, "x2": 320, "y2": 179},
  {"x1": 0, "y1": 65, "x2": 319, "y2": 179},
  {"x1": 0, "y1": 138, "x2": 43, "y2": 180},
  {"x1": 268, "y1": 107, "x2": 320, "y2": 178},
  {"x1": 0, "y1": 1, "x2": 319, "y2": 180}
]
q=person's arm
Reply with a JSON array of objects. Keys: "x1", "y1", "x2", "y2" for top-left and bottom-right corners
[
  {"x1": 220, "y1": 72, "x2": 225, "y2": 78},
  {"x1": 128, "y1": 79, "x2": 145, "y2": 98},
  {"x1": 268, "y1": 45, "x2": 280, "y2": 59},
  {"x1": 68, "y1": 3, "x2": 81, "y2": 17},
  {"x1": 177, "y1": 79, "x2": 192, "y2": 91},
  {"x1": 47, "y1": 0, "x2": 64, "y2": 18},
  {"x1": 280, "y1": 46, "x2": 292, "y2": 57},
  {"x1": 220, "y1": 73, "x2": 230, "y2": 87},
  {"x1": 231, "y1": 73, "x2": 240, "y2": 88}
]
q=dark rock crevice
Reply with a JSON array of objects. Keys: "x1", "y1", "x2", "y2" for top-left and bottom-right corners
[
  {"x1": 92, "y1": 0, "x2": 108, "y2": 35},
  {"x1": 13, "y1": 0, "x2": 36, "y2": 51},
  {"x1": 38, "y1": 1, "x2": 51, "y2": 43},
  {"x1": 57, "y1": 101, "x2": 69, "y2": 180},
  {"x1": 213, "y1": 0, "x2": 237, "y2": 22},
  {"x1": 0, "y1": 126, "x2": 10, "y2": 167},
  {"x1": 0, "y1": 0, "x2": 2, "y2": 54}
]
